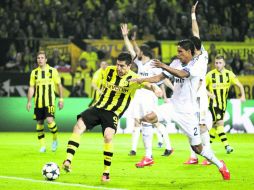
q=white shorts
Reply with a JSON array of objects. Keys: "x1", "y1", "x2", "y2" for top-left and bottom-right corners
[
  {"x1": 197, "y1": 96, "x2": 212, "y2": 130},
  {"x1": 131, "y1": 89, "x2": 158, "y2": 119},
  {"x1": 155, "y1": 101, "x2": 201, "y2": 145}
]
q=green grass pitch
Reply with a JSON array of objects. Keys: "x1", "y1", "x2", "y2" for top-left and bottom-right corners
[{"x1": 0, "y1": 132, "x2": 253, "y2": 190}]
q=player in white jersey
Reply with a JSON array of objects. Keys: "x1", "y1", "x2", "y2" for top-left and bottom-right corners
[
  {"x1": 130, "y1": 39, "x2": 230, "y2": 180},
  {"x1": 184, "y1": 1, "x2": 212, "y2": 165},
  {"x1": 121, "y1": 24, "x2": 173, "y2": 167}
]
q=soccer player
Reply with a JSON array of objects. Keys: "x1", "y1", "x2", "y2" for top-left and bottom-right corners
[
  {"x1": 121, "y1": 24, "x2": 173, "y2": 165},
  {"x1": 206, "y1": 54, "x2": 245, "y2": 153},
  {"x1": 89, "y1": 61, "x2": 108, "y2": 107},
  {"x1": 26, "y1": 50, "x2": 64, "y2": 153},
  {"x1": 130, "y1": 39, "x2": 230, "y2": 180},
  {"x1": 62, "y1": 52, "x2": 162, "y2": 182},
  {"x1": 184, "y1": 1, "x2": 212, "y2": 165}
]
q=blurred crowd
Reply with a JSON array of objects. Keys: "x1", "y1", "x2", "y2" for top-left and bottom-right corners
[
  {"x1": 0, "y1": 0, "x2": 254, "y2": 41},
  {"x1": 0, "y1": 0, "x2": 254, "y2": 76}
]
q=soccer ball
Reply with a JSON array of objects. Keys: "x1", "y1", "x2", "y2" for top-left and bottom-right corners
[{"x1": 42, "y1": 162, "x2": 60, "y2": 180}]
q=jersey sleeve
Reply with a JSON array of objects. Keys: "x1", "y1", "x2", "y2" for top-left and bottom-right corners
[
  {"x1": 29, "y1": 70, "x2": 35, "y2": 86},
  {"x1": 52, "y1": 68, "x2": 61, "y2": 84},
  {"x1": 229, "y1": 71, "x2": 240, "y2": 85}
]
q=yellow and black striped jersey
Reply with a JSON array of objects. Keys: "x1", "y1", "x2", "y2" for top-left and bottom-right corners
[
  {"x1": 29, "y1": 64, "x2": 61, "y2": 108},
  {"x1": 94, "y1": 66, "x2": 144, "y2": 117},
  {"x1": 91, "y1": 68, "x2": 105, "y2": 102},
  {"x1": 206, "y1": 68, "x2": 239, "y2": 110}
]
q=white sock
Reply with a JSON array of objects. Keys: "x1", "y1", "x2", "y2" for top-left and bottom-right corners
[
  {"x1": 200, "y1": 146, "x2": 223, "y2": 168},
  {"x1": 142, "y1": 123, "x2": 154, "y2": 158},
  {"x1": 190, "y1": 146, "x2": 198, "y2": 159},
  {"x1": 131, "y1": 127, "x2": 141, "y2": 151},
  {"x1": 201, "y1": 131, "x2": 211, "y2": 150},
  {"x1": 155, "y1": 127, "x2": 163, "y2": 144},
  {"x1": 155, "y1": 123, "x2": 172, "y2": 150}
]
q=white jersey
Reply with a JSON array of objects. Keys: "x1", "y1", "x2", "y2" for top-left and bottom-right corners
[
  {"x1": 196, "y1": 45, "x2": 208, "y2": 98},
  {"x1": 134, "y1": 58, "x2": 163, "y2": 96},
  {"x1": 163, "y1": 58, "x2": 202, "y2": 113}
]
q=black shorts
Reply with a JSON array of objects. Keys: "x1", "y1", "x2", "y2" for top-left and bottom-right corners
[
  {"x1": 209, "y1": 106, "x2": 225, "y2": 122},
  {"x1": 77, "y1": 107, "x2": 118, "y2": 134},
  {"x1": 34, "y1": 106, "x2": 55, "y2": 121}
]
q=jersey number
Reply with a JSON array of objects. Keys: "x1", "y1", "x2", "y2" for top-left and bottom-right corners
[
  {"x1": 194, "y1": 127, "x2": 198, "y2": 136},
  {"x1": 48, "y1": 106, "x2": 55, "y2": 114}
]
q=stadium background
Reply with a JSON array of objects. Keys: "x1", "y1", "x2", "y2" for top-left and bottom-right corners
[{"x1": 0, "y1": 0, "x2": 253, "y2": 133}]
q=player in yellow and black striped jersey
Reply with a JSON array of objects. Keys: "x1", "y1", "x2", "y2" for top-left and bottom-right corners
[
  {"x1": 206, "y1": 55, "x2": 245, "y2": 153},
  {"x1": 26, "y1": 51, "x2": 64, "y2": 153},
  {"x1": 62, "y1": 52, "x2": 162, "y2": 182}
]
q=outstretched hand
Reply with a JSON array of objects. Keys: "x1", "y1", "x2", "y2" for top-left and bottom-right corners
[
  {"x1": 120, "y1": 23, "x2": 129, "y2": 36},
  {"x1": 192, "y1": 1, "x2": 198, "y2": 13},
  {"x1": 151, "y1": 59, "x2": 166, "y2": 69}
]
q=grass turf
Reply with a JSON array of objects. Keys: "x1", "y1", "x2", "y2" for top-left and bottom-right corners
[{"x1": 0, "y1": 132, "x2": 253, "y2": 190}]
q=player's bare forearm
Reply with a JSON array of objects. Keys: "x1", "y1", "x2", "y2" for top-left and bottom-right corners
[
  {"x1": 236, "y1": 82, "x2": 246, "y2": 101},
  {"x1": 191, "y1": 1, "x2": 200, "y2": 38},
  {"x1": 142, "y1": 73, "x2": 165, "y2": 83},
  {"x1": 27, "y1": 86, "x2": 34, "y2": 102},
  {"x1": 121, "y1": 23, "x2": 136, "y2": 58},
  {"x1": 164, "y1": 66, "x2": 189, "y2": 79}
]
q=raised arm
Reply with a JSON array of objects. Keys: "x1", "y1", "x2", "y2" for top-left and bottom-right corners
[
  {"x1": 191, "y1": 1, "x2": 200, "y2": 38},
  {"x1": 131, "y1": 28, "x2": 141, "y2": 57},
  {"x1": 121, "y1": 23, "x2": 136, "y2": 59}
]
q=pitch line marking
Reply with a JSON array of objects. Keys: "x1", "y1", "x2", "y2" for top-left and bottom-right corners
[{"x1": 0, "y1": 175, "x2": 127, "y2": 190}]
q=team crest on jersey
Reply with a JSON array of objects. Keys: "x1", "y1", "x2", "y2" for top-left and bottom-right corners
[
  {"x1": 123, "y1": 81, "x2": 130, "y2": 87},
  {"x1": 212, "y1": 84, "x2": 216, "y2": 88}
]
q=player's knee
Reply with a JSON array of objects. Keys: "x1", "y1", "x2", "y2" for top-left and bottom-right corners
[
  {"x1": 73, "y1": 118, "x2": 86, "y2": 134},
  {"x1": 143, "y1": 112, "x2": 157, "y2": 123},
  {"x1": 104, "y1": 128, "x2": 115, "y2": 143},
  {"x1": 200, "y1": 124, "x2": 208, "y2": 134},
  {"x1": 191, "y1": 145, "x2": 202, "y2": 154},
  {"x1": 46, "y1": 117, "x2": 54, "y2": 124}
]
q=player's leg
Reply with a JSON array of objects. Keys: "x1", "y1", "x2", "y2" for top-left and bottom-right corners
[
  {"x1": 209, "y1": 106, "x2": 217, "y2": 144},
  {"x1": 177, "y1": 112, "x2": 230, "y2": 180},
  {"x1": 62, "y1": 117, "x2": 87, "y2": 172},
  {"x1": 36, "y1": 120, "x2": 46, "y2": 152},
  {"x1": 200, "y1": 124, "x2": 212, "y2": 165},
  {"x1": 135, "y1": 112, "x2": 157, "y2": 168},
  {"x1": 102, "y1": 127, "x2": 116, "y2": 182},
  {"x1": 216, "y1": 120, "x2": 233, "y2": 153},
  {"x1": 154, "y1": 122, "x2": 173, "y2": 156},
  {"x1": 155, "y1": 127, "x2": 163, "y2": 148},
  {"x1": 34, "y1": 108, "x2": 46, "y2": 152},
  {"x1": 46, "y1": 106, "x2": 58, "y2": 152},
  {"x1": 129, "y1": 118, "x2": 141, "y2": 156}
]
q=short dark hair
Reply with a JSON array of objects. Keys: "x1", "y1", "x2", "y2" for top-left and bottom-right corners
[
  {"x1": 117, "y1": 52, "x2": 132, "y2": 65},
  {"x1": 140, "y1": 44, "x2": 153, "y2": 59},
  {"x1": 178, "y1": 39, "x2": 195, "y2": 56},
  {"x1": 189, "y1": 36, "x2": 202, "y2": 50}
]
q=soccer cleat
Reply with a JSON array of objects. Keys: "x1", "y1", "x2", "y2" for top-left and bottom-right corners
[
  {"x1": 184, "y1": 157, "x2": 198, "y2": 164},
  {"x1": 157, "y1": 142, "x2": 163, "y2": 148},
  {"x1": 219, "y1": 160, "x2": 230, "y2": 180},
  {"x1": 201, "y1": 159, "x2": 211, "y2": 166},
  {"x1": 225, "y1": 145, "x2": 233, "y2": 154},
  {"x1": 135, "y1": 157, "x2": 154, "y2": 168},
  {"x1": 161, "y1": 149, "x2": 174, "y2": 156},
  {"x1": 128, "y1": 150, "x2": 136, "y2": 156},
  {"x1": 101, "y1": 173, "x2": 110, "y2": 182},
  {"x1": 39, "y1": 146, "x2": 46, "y2": 153},
  {"x1": 52, "y1": 140, "x2": 58, "y2": 152},
  {"x1": 62, "y1": 160, "x2": 72, "y2": 172}
]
